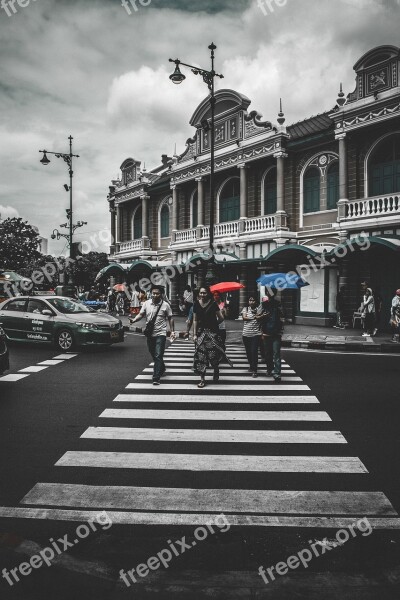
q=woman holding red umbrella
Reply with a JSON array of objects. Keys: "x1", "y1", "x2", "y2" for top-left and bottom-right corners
[{"x1": 192, "y1": 286, "x2": 231, "y2": 388}]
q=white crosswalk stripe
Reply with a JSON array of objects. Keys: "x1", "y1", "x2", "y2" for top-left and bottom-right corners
[{"x1": 5, "y1": 340, "x2": 399, "y2": 528}]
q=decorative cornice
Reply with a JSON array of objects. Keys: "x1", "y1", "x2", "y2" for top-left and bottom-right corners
[
  {"x1": 334, "y1": 100, "x2": 400, "y2": 133},
  {"x1": 171, "y1": 140, "x2": 278, "y2": 184}
]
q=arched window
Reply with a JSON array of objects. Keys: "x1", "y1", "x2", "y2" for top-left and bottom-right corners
[
  {"x1": 160, "y1": 204, "x2": 170, "y2": 238},
  {"x1": 369, "y1": 135, "x2": 400, "y2": 196},
  {"x1": 220, "y1": 178, "x2": 240, "y2": 223},
  {"x1": 327, "y1": 162, "x2": 339, "y2": 209},
  {"x1": 192, "y1": 190, "x2": 198, "y2": 228},
  {"x1": 304, "y1": 167, "x2": 320, "y2": 213},
  {"x1": 263, "y1": 167, "x2": 277, "y2": 214},
  {"x1": 133, "y1": 206, "x2": 142, "y2": 239}
]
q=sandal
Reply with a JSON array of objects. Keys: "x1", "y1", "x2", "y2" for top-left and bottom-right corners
[{"x1": 197, "y1": 380, "x2": 206, "y2": 388}]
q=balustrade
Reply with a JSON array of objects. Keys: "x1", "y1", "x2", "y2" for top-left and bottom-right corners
[{"x1": 345, "y1": 194, "x2": 400, "y2": 219}]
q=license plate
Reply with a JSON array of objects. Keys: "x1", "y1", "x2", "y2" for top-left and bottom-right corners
[{"x1": 110, "y1": 332, "x2": 119, "y2": 339}]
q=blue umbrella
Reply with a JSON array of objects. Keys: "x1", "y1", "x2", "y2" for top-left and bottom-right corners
[{"x1": 257, "y1": 272, "x2": 309, "y2": 289}]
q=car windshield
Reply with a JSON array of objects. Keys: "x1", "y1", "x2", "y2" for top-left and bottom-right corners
[{"x1": 47, "y1": 298, "x2": 91, "y2": 314}]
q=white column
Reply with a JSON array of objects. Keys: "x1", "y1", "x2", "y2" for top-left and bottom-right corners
[
  {"x1": 196, "y1": 177, "x2": 204, "y2": 227},
  {"x1": 141, "y1": 194, "x2": 149, "y2": 238},
  {"x1": 171, "y1": 184, "x2": 178, "y2": 231},
  {"x1": 238, "y1": 163, "x2": 247, "y2": 219},
  {"x1": 337, "y1": 134, "x2": 348, "y2": 220},
  {"x1": 273, "y1": 151, "x2": 288, "y2": 230}
]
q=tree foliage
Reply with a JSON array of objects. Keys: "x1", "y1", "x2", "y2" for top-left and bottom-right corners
[
  {"x1": 0, "y1": 218, "x2": 41, "y2": 271},
  {"x1": 72, "y1": 252, "x2": 109, "y2": 288}
]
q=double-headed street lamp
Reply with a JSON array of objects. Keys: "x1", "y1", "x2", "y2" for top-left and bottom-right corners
[
  {"x1": 169, "y1": 42, "x2": 223, "y2": 254},
  {"x1": 39, "y1": 135, "x2": 86, "y2": 261}
]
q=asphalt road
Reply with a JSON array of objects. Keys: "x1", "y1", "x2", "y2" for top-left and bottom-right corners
[{"x1": 0, "y1": 334, "x2": 400, "y2": 600}]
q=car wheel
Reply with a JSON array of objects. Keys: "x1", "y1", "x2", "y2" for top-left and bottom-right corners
[{"x1": 55, "y1": 329, "x2": 75, "y2": 351}]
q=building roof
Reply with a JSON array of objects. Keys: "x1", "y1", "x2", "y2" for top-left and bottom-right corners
[{"x1": 287, "y1": 112, "x2": 334, "y2": 140}]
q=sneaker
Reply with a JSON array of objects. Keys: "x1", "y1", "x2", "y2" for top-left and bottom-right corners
[
  {"x1": 252, "y1": 372, "x2": 258, "y2": 378},
  {"x1": 373, "y1": 328, "x2": 378, "y2": 336},
  {"x1": 152, "y1": 380, "x2": 160, "y2": 386},
  {"x1": 362, "y1": 333, "x2": 369, "y2": 337},
  {"x1": 266, "y1": 371, "x2": 273, "y2": 377},
  {"x1": 274, "y1": 376, "x2": 281, "y2": 383},
  {"x1": 247, "y1": 368, "x2": 252, "y2": 372}
]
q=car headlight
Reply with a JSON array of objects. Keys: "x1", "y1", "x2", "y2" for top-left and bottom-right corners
[{"x1": 75, "y1": 322, "x2": 99, "y2": 330}]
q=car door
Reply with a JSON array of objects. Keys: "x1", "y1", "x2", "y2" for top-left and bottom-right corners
[
  {"x1": 24, "y1": 298, "x2": 56, "y2": 342},
  {"x1": 0, "y1": 298, "x2": 28, "y2": 340}
]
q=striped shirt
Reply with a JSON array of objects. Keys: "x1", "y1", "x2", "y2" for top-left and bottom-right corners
[{"x1": 242, "y1": 306, "x2": 261, "y2": 337}]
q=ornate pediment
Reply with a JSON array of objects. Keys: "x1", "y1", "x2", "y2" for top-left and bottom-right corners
[
  {"x1": 176, "y1": 89, "x2": 277, "y2": 163},
  {"x1": 120, "y1": 158, "x2": 141, "y2": 186},
  {"x1": 347, "y1": 45, "x2": 400, "y2": 103}
]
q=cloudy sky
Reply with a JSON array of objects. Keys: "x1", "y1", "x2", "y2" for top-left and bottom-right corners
[{"x1": 0, "y1": 0, "x2": 399, "y2": 255}]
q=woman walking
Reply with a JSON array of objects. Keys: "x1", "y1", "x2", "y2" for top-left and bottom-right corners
[
  {"x1": 361, "y1": 287, "x2": 375, "y2": 336},
  {"x1": 193, "y1": 286, "x2": 231, "y2": 388},
  {"x1": 242, "y1": 296, "x2": 261, "y2": 377}
]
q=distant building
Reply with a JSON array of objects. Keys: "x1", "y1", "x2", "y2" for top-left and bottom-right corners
[
  {"x1": 103, "y1": 45, "x2": 400, "y2": 326},
  {"x1": 32, "y1": 226, "x2": 48, "y2": 255}
]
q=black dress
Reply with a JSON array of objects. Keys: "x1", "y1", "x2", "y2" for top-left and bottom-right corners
[{"x1": 192, "y1": 300, "x2": 232, "y2": 376}]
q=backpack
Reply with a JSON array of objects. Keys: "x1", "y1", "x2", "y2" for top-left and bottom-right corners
[{"x1": 261, "y1": 300, "x2": 284, "y2": 335}]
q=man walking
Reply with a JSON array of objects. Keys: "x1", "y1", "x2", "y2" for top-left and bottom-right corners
[
  {"x1": 130, "y1": 286, "x2": 175, "y2": 385},
  {"x1": 390, "y1": 289, "x2": 400, "y2": 342},
  {"x1": 257, "y1": 290, "x2": 285, "y2": 383}
]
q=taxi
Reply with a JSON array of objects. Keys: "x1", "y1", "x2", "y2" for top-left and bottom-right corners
[{"x1": 0, "y1": 296, "x2": 124, "y2": 351}]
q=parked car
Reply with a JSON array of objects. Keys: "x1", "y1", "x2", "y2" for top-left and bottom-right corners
[
  {"x1": 0, "y1": 325, "x2": 10, "y2": 375},
  {"x1": 0, "y1": 296, "x2": 124, "y2": 351}
]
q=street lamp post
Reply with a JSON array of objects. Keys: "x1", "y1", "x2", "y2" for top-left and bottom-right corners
[
  {"x1": 39, "y1": 135, "x2": 86, "y2": 261},
  {"x1": 169, "y1": 43, "x2": 223, "y2": 258}
]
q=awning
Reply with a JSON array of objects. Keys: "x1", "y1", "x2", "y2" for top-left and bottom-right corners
[
  {"x1": 128, "y1": 259, "x2": 172, "y2": 272},
  {"x1": 326, "y1": 235, "x2": 400, "y2": 258},
  {"x1": 95, "y1": 263, "x2": 129, "y2": 281},
  {"x1": 181, "y1": 252, "x2": 239, "y2": 268},
  {"x1": 263, "y1": 244, "x2": 321, "y2": 262}
]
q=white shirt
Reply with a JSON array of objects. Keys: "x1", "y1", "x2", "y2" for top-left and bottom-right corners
[{"x1": 139, "y1": 299, "x2": 172, "y2": 337}]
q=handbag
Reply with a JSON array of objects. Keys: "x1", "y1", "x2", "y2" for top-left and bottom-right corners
[{"x1": 143, "y1": 302, "x2": 162, "y2": 337}]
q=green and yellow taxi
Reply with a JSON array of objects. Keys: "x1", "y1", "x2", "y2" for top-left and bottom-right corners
[{"x1": 0, "y1": 296, "x2": 124, "y2": 351}]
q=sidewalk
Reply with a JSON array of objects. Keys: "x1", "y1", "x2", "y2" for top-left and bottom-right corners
[{"x1": 119, "y1": 314, "x2": 400, "y2": 354}]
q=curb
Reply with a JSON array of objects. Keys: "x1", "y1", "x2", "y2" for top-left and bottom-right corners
[
  {"x1": 281, "y1": 338, "x2": 400, "y2": 353},
  {"x1": 123, "y1": 324, "x2": 400, "y2": 353}
]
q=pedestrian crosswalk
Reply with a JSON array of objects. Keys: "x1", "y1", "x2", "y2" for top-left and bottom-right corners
[{"x1": 1, "y1": 341, "x2": 399, "y2": 528}]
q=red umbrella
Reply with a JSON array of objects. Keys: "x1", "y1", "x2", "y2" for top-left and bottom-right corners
[
  {"x1": 210, "y1": 282, "x2": 245, "y2": 293},
  {"x1": 113, "y1": 284, "x2": 126, "y2": 292}
]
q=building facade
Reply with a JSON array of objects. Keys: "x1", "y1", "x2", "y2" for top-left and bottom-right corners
[{"x1": 103, "y1": 45, "x2": 400, "y2": 326}]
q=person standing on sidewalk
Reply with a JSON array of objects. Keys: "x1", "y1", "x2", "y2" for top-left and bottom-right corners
[
  {"x1": 183, "y1": 285, "x2": 193, "y2": 316},
  {"x1": 130, "y1": 286, "x2": 175, "y2": 385},
  {"x1": 257, "y1": 291, "x2": 285, "y2": 383},
  {"x1": 361, "y1": 287, "x2": 375, "y2": 336},
  {"x1": 241, "y1": 296, "x2": 261, "y2": 378},
  {"x1": 334, "y1": 285, "x2": 346, "y2": 329},
  {"x1": 390, "y1": 289, "x2": 400, "y2": 342}
]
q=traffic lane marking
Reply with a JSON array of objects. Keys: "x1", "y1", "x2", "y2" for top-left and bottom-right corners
[{"x1": 55, "y1": 451, "x2": 368, "y2": 473}]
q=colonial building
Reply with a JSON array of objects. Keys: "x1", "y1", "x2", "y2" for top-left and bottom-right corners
[{"x1": 103, "y1": 45, "x2": 400, "y2": 327}]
